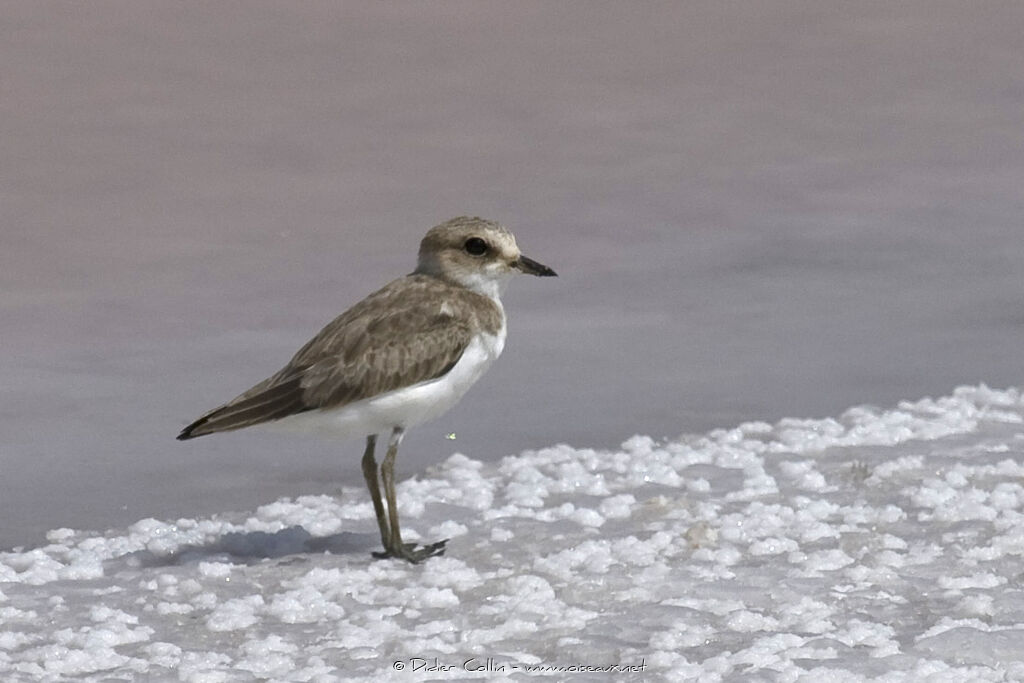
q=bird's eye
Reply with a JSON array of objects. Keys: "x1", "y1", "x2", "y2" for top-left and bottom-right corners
[{"x1": 464, "y1": 237, "x2": 488, "y2": 256}]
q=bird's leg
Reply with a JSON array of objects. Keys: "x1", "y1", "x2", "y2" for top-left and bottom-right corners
[
  {"x1": 375, "y1": 426, "x2": 447, "y2": 563},
  {"x1": 360, "y1": 435, "x2": 391, "y2": 551}
]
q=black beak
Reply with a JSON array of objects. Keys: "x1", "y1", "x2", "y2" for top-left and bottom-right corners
[{"x1": 516, "y1": 254, "x2": 557, "y2": 277}]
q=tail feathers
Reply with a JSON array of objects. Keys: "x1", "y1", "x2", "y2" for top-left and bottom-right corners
[{"x1": 177, "y1": 377, "x2": 309, "y2": 440}]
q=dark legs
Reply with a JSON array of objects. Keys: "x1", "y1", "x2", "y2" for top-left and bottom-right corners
[
  {"x1": 360, "y1": 435, "x2": 389, "y2": 546},
  {"x1": 361, "y1": 428, "x2": 447, "y2": 563}
]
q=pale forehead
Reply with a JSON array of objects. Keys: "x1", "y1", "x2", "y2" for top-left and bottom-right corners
[{"x1": 420, "y1": 216, "x2": 518, "y2": 252}]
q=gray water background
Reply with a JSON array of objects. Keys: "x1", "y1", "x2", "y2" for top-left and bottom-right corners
[{"x1": 3, "y1": 2, "x2": 1023, "y2": 548}]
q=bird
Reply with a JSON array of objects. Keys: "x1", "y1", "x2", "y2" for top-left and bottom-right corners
[{"x1": 177, "y1": 216, "x2": 557, "y2": 563}]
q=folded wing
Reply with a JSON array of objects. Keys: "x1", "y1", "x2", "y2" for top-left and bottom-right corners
[{"x1": 177, "y1": 277, "x2": 476, "y2": 440}]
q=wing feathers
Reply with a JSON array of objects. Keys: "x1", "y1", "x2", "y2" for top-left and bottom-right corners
[
  {"x1": 177, "y1": 275, "x2": 501, "y2": 439},
  {"x1": 177, "y1": 376, "x2": 308, "y2": 439}
]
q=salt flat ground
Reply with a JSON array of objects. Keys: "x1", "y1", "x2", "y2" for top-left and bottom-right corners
[{"x1": 2, "y1": 385, "x2": 1024, "y2": 681}]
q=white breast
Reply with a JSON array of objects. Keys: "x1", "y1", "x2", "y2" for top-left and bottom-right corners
[{"x1": 271, "y1": 323, "x2": 506, "y2": 439}]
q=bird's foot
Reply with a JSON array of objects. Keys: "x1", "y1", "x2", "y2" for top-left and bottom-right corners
[{"x1": 372, "y1": 539, "x2": 448, "y2": 564}]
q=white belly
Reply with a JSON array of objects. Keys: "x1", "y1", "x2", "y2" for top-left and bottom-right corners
[{"x1": 270, "y1": 328, "x2": 506, "y2": 439}]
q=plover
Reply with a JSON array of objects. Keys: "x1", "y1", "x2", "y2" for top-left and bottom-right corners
[{"x1": 177, "y1": 216, "x2": 556, "y2": 563}]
